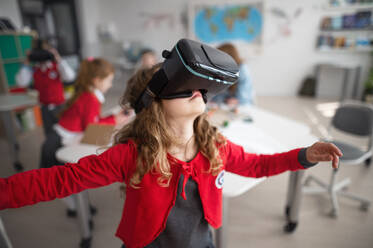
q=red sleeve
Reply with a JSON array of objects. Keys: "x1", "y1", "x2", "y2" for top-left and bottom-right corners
[
  {"x1": 0, "y1": 143, "x2": 135, "y2": 210},
  {"x1": 98, "y1": 115, "x2": 116, "y2": 125},
  {"x1": 224, "y1": 140, "x2": 305, "y2": 178}
]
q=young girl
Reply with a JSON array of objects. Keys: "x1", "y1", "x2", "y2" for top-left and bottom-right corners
[
  {"x1": 138, "y1": 48, "x2": 157, "y2": 69},
  {"x1": 40, "y1": 57, "x2": 129, "y2": 216},
  {"x1": 1, "y1": 64, "x2": 342, "y2": 248},
  {"x1": 212, "y1": 43, "x2": 254, "y2": 106},
  {"x1": 16, "y1": 39, "x2": 76, "y2": 135}
]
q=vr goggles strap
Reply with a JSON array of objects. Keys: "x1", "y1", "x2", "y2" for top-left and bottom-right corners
[{"x1": 134, "y1": 69, "x2": 168, "y2": 113}]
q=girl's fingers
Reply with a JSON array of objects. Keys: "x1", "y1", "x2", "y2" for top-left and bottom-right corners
[
  {"x1": 332, "y1": 154, "x2": 339, "y2": 169},
  {"x1": 328, "y1": 143, "x2": 343, "y2": 157},
  {"x1": 313, "y1": 152, "x2": 341, "y2": 169}
]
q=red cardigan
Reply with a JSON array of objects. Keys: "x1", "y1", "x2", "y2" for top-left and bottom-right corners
[
  {"x1": 0, "y1": 139, "x2": 306, "y2": 248},
  {"x1": 58, "y1": 91, "x2": 115, "y2": 132},
  {"x1": 33, "y1": 62, "x2": 65, "y2": 105}
]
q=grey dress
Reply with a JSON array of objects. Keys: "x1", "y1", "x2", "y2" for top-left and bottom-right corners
[{"x1": 122, "y1": 174, "x2": 215, "y2": 248}]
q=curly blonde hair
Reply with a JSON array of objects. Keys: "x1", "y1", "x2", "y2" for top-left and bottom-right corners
[{"x1": 114, "y1": 63, "x2": 226, "y2": 189}]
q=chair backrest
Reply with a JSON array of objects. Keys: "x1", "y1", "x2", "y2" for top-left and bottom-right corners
[{"x1": 332, "y1": 103, "x2": 373, "y2": 137}]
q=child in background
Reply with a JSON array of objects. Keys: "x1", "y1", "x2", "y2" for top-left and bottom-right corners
[
  {"x1": 40, "y1": 57, "x2": 129, "y2": 217},
  {"x1": 16, "y1": 39, "x2": 76, "y2": 135},
  {"x1": 212, "y1": 43, "x2": 254, "y2": 107},
  {"x1": 1, "y1": 64, "x2": 342, "y2": 248},
  {"x1": 138, "y1": 48, "x2": 157, "y2": 69}
]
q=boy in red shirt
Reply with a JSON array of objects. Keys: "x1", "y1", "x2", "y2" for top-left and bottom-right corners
[{"x1": 16, "y1": 39, "x2": 76, "y2": 135}]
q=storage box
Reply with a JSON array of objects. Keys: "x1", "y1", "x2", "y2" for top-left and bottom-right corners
[{"x1": 80, "y1": 124, "x2": 116, "y2": 146}]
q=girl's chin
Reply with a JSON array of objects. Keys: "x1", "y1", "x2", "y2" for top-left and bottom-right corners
[{"x1": 191, "y1": 104, "x2": 206, "y2": 116}]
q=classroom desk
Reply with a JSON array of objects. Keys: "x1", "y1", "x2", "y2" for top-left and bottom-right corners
[
  {"x1": 239, "y1": 106, "x2": 319, "y2": 234},
  {"x1": 214, "y1": 106, "x2": 318, "y2": 247},
  {"x1": 0, "y1": 93, "x2": 38, "y2": 171},
  {"x1": 216, "y1": 121, "x2": 279, "y2": 248},
  {"x1": 56, "y1": 143, "x2": 99, "y2": 248}
]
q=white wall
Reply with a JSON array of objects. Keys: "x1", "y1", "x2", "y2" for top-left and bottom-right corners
[
  {"x1": 76, "y1": 0, "x2": 373, "y2": 96},
  {"x1": 75, "y1": 0, "x2": 103, "y2": 57},
  {"x1": 76, "y1": 0, "x2": 188, "y2": 58},
  {"x1": 246, "y1": 0, "x2": 371, "y2": 96},
  {"x1": 0, "y1": 0, "x2": 22, "y2": 29}
]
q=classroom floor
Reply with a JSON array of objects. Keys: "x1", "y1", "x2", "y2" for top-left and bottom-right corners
[{"x1": 1, "y1": 72, "x2": 372, "y2": 248}]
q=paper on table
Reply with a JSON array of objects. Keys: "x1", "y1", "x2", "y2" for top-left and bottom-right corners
[{"x1": 101, "y1": 105, "x2": 123, "y2": 117}]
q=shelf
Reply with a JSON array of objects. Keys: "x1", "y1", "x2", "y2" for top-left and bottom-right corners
[
  {"x1": 0, "y1": 57, "x2": 26, "y2": 64},
  {"x1": 324, "y1": 3, "x2": 373, "y2": 11},
  {"x1": 317, "y1": 47, "x2": 373, "y2": 52},
  {"x1": 0, "y1": 31, "x2": 36, "y2": 36},
  {"x1": 320, "y1": 27, "x2": 373, "y2": 32}
]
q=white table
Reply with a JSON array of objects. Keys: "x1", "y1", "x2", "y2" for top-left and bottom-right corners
[
  {"x1": 236, "y1": 107, "x2": 319, "y2": 233},
  {"x1": 0, "y1": 94, "x2": 38, "y2": 171},
  {"x1": 213, "y1": 106, "x2": 317, "y2": 247},
  {"x1": 57, "y1": 144, "x2": 102, "y2": 164},
  {"x1": 56, "y1": 106, "x2": 318, "y2": 248}
]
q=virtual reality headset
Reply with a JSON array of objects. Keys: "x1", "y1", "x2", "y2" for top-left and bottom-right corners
[
  {"x1": 28, "y1": 39, "x2": 55, "y2": 63},
  {"x1": 134, "y1": 38, "x2": 239, "y2": 113},
  {"x1": 28, "y1": 49, "x2": 55, "y2": 63}
]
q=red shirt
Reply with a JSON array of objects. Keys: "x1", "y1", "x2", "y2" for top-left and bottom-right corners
[
  {"x1": 33, "y1": 61, "x2": 65, "y2": 105},
  {"x1": 58, "y1": 91, "x2": 115, "y2": 132},
  {"x1": 0, "y1": 140, "x2": 306, "y2": 248}
]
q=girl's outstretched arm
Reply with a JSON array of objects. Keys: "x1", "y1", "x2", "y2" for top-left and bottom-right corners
[
  {"x1": 0, "y1": 142, "x2": 135, "y2": 210},
  {"x1": 224, "y1": 140, "x2": 342, "y2": 178}
]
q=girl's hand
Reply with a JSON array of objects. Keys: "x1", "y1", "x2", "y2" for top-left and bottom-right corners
[
  {"x1": 306, "y1": 142, "x2": 343, "y2": 169},
  {"x1": 48, "y1": 47, "x2": 61, "y2": 62},
  {"x1": 114, "y1": 109, "x2": 134, "y2": 126},
  {"x1": 226, "y1": 97, "x2": 239, "y2": 106}
]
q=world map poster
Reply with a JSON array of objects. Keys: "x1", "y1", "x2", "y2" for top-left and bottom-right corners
[{"x1": 190, "y1": 3, "x2": 263, "y2": 44}]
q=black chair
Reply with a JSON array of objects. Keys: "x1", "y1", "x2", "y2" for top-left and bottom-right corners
[{"x1": 303, "y1": 102, "x2": 372, "y2": 217}]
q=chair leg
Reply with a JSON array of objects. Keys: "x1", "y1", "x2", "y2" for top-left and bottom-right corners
[
  {"x1": 329, "y1": 169, "x2": 339, "y2": 217},
  {"x1": 302, "y1": 187, "x2": 327, "y2": 194},
  {"x1": 302, "y1": 174, "x2": 328, "y2": 194},
  {"x1": 303, "y1": 168, "x2": 370, "y2": 216},
  {"x1": 329, "y1": 189, "x2": 339, "y2": 218},
  {"x1": 337, "y1": 191, "x2": 371, "y2": 211},
  {"x1": 333, "y1": 178, "x2": 351, "y2": 192},
  {"x1": 304, "y1": 175, "x2": 328, "y2": 188}
]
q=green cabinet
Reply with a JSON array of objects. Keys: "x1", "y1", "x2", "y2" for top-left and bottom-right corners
[{"x1": 0, "y1": 32, "x2": 34, "y2": 92}]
